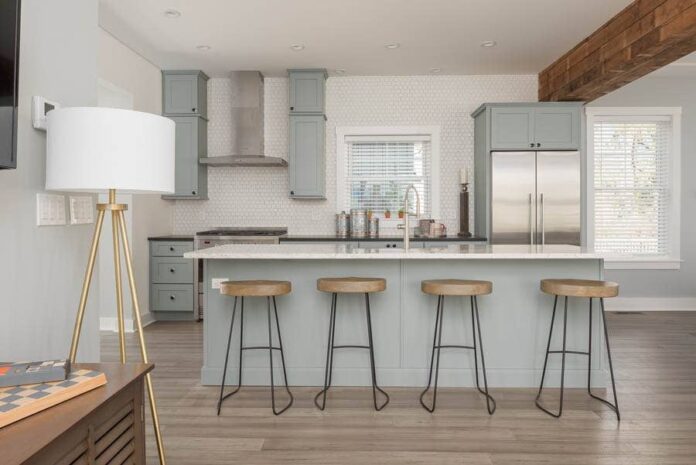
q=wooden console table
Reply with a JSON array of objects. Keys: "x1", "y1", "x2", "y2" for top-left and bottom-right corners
[{"x1": 0, "y1": 363, "x2": 153, "y2": 465}]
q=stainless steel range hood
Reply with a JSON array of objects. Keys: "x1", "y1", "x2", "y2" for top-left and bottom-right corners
[{"x1": 199, "y1": 71, "x2": 287, "y2": 167}]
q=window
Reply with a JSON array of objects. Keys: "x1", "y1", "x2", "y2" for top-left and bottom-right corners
[
  {"x1": 336, "y1": 127, "x2": 440, "y2": 218},
  {"x1": 586, "y1": 108, "x2": 681, "y2": 269}
]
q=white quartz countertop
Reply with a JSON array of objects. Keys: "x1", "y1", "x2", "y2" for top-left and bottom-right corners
[{"x1": 184, "y1": 243, "x2": 605, "y2": 260}]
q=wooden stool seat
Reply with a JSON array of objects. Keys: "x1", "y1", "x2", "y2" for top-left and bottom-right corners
[
  {"x1": 317, "y1": 277, "x2": 386, "y2": 294},
  {"x1": 220, "y1": 280, "x2": 291, "y2": 297},
  {"x1": 421, "y1": 279, "x2": 492, "y2": 296},
  {"x1": 540, "y1": 279, "x2": 618, "y2": 299}
]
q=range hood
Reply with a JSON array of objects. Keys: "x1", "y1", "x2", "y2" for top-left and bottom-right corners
[{"x1": 199, "y1": 71, "x2": 287, "y2": 167}]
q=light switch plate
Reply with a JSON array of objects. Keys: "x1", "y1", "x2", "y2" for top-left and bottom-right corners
[
  {"x1": 36, "y1": 193, "x2": 66, "y2": 226},
  {"x1": 69, "y1": 196, "x2": 94, "y2": 225},
  {"x1": 211, "y1": 278, "x2": 227, "y2": 289}
]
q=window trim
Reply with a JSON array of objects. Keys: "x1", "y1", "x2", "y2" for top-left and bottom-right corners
[
  {"x1": 585, "y1": 107, "x2": 681, "y2": 270},
  {"x1": 335, "y1": 126, "x2": 441, "y2": 218}
]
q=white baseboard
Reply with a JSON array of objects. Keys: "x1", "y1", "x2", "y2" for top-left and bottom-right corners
[
  {"x1": 604, "y1": 297, "x2": 696, "y2": 312},
  {"x1": 100, "y1": 312, "x2": 155, "y2": 332}
]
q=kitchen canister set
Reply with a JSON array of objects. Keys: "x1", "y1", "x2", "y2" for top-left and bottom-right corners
[{"x1": 336, "y1": 210, "x2": 378, "y2": 238}]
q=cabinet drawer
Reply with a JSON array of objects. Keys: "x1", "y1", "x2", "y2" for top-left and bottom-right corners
[
  {"x1": 151, "y1": 241, "x2": 193, "y2": 257},
  {"x1": 151, "y1": 257, "x2": 193, "y2": 284},
  {"x1": 151, "y1": 284, "x2": 194, "y2": 312}
]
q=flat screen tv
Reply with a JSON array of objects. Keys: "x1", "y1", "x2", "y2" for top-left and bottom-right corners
[{"x1": 1, "y1": 0, "x2": 20, "y2": 169}]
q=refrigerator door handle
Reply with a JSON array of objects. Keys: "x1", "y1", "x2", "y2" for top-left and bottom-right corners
[
  {"x1": 540, "y1": 193, "x2": 545, "y2": 245},
  {"x1": 529, "y1": 193, "x2": 534, "y2": 245}
]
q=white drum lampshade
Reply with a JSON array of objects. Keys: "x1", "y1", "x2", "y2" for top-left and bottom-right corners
[{"x1": 46, "y1": 107, "x2": 175, "y2": 194}]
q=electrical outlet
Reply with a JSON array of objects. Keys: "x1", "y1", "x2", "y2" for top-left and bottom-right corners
[
  {"x1": 36, "y1": 193, "x2": 66, "y2": 226},
  {"x1": 211, "y1": 278, "x2": 227, "y2": 289}
]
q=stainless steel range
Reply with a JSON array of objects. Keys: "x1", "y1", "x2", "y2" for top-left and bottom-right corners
[{"x1": 193, "y1": 227, "x2": 287, "y2": 319}]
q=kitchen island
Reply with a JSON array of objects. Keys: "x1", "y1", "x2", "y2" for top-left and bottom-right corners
[{"x1": 186, "y1": 243, "x2": 608, "y2": 388}]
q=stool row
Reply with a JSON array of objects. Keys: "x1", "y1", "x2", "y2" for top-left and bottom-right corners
[{"x1": 216, "y1": 276, "x2": 620, "y2": 421}]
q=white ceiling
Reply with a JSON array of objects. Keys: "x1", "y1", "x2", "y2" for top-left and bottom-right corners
[{"x1": 99, "y1": 0, "x2": 634, "y2": 77}]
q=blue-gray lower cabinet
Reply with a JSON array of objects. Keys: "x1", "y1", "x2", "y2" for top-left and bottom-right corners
[
  {"x1": 149, "y1": 239, "x2": 195, "y2": 320},
  {"x1": 289, "y1": 114, "x2": 326, "y2": 199},
  {"x1": 162, "y1": 116, "x2": 208, "y2": 200}
]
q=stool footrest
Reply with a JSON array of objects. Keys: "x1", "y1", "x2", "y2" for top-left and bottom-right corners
[
  {"x1": 332, "y1": 344, "x2": 370, "y2": 350},
  {"x1": 435, "y1": 344, "x2": 475, "y2": 350},
  {"x1": 241, "y1": 346, "x2": 282, "y2": 351},
  {"x1": 547, "y1": 350, "x2": 590, "y2": 356}
]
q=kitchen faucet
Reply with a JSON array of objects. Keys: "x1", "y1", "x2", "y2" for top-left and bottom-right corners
[{"x1": 397, "y1": 184, "x2": 421, "y2": 250}]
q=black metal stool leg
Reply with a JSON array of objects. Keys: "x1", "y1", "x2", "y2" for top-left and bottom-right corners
[
  {"x1": 587, "y1": 298, "x2": 621, "y2": 420},
  {"x1": 536, "y1": 296, "x2": 569, "y2": 418},
  {"x1": 419, "y1": 295, "x2": 444, "y2": 412},
  {"x1": 217, "y1": 296, "x2": 238, "y2": 415},
  {"x1": 268, "y1": 297, "x2": 293, "y2": 416},
  {"x1": 314, "y1": 293, "x2": 338, "y2": 410},
  {"x1": 365, "y1": 292, "x2": 390, "y2": 411},
  {"x1": 472, "y1": 296, "x2": 497, "y2": 414}
]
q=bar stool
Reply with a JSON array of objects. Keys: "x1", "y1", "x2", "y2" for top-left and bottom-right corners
[
  {"x1": 420, "y1": 280, "x2": 496, "y2": 414},
  {"x1": 314, "y1": 277, "x2": 390, "y2": 411},
  {"x1": 536, "y1": 279, "x2": 620, "y2": 420},
  {"x1": 217, "y1": 280, "x2": 294, "y2": 416}
]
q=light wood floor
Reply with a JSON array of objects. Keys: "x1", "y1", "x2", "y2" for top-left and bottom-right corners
[{"x1": 102, "y1": 312, "x2": 696, "y2": 465}]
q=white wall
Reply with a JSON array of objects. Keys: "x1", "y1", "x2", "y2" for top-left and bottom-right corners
[
  {"x1": 589, "y1": 75, "x2": 696, "y2": 301},
  {"x1": 0, "y1": 0, "x2": 100, "y2": 361},
  {"x1": 172, "y1": 75, "x2": 537, "y2": 234},
  {"x1": 96, "y1": 28, "x2": 172, "y2": 329}
]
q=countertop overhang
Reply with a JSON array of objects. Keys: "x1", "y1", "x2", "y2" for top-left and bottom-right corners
[{"x1": 185, "y1": 243, "x2": 604, "y2": 260}]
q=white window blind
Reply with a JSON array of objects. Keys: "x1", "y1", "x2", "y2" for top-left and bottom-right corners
[
  {"x1": 343, "y1": 135, "x2": 432, "y2": 215},
  {"x1": 593, "y1": 116, "x2": 672, "y2": 256}
]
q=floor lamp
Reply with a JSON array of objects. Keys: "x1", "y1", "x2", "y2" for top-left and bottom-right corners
[{"x1": 46, "y1": 107, "x2": 175, "y2": 465}]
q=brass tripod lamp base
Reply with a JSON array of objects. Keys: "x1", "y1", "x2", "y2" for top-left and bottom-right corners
[{"x1": 68, "y1": 189, "x2": 166, "y2": 465}]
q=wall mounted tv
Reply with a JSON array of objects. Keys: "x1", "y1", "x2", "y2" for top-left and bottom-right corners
[{"x1": 1, "y1": 0, "x2": 21, "y2": 169}]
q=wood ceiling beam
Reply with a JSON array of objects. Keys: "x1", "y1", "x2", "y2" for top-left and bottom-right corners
[{"x1": 539, "y1": 0, "x2": 696, "y2": 102}]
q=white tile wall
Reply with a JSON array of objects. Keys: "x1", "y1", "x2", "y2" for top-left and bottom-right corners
[{"x1": 173, "y1": 75, "x2": 537, "y2": 235}]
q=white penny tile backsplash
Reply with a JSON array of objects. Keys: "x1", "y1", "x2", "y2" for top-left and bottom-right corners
[{"x1": 172, "y1": 75, "x2": 537, "y2": 235}]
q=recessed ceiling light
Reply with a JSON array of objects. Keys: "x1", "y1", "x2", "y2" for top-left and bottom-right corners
[
  {"x1": 385, "y1": 43, "x2": 401, "y2": 49},
  {"x1": 429, "y1": 67, "x2": 442, "y2": 74},
  {"x1": 163, "y1": 9, "x2": 181, "y2": 18},
  {"x1": 290, "y1": 44, "x2": 305, "y2": 51},
  {"x1": 480, "y1": 40, "x2": 497, "y2": 48},
  {"x1": 335, "y1": 69, "x2": 346, "y2": 75},
  {"x1": 196, "y1": 45, "x2": 211, "y2": 51}
]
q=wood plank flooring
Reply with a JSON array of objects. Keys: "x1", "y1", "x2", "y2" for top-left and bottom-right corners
[{"x1": 101, "y1": 312, "x2": 696, "y2": 464}]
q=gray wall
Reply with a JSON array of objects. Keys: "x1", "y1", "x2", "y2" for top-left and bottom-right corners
[
  {"x1": 589, "y1": 75, "x2": 696, "y2": 298},
  {"x1": 0, "y1": 0, "x2": 100, "y2": 361}
]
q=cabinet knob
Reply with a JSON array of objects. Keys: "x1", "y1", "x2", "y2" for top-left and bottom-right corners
[
  {"x1": 169, "y1": 268, "x2": 175, "y2": 273},
  {"x1": 536, "y1": 143, "x2": 541, "y2": 147},
  {"x1": 192, "y1": 191, "x2": 197, "y2": 195},
  {"x1": 169, "y1": 246, "x2": 175, "y2": 252},
  {"x1": 192, "y1": 108, "x2": 196, "y2": 112},
  {"x1": 170, "y1": 295, "x2": 176, "y2": 300},
  {"x1": 530, "y1": 143, "x2": 534, "y2": 148},
  {"x1": 290, "y1": 190, "x2": 295, "y2": 195},
  {"x1": 290, "y1": 106, "x2": 294, "y2": 111}
]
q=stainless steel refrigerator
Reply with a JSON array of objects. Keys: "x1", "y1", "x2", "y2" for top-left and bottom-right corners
[{"x1": 490, "y1": 151, "x2": 580, "y2": 245}]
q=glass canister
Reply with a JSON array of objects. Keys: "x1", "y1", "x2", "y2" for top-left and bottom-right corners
[
  {"x1": 350, "y1": 209, "x2": 367, "y2": 238},
  {"x1": 368, "y1": 217, "x2": 379, "y2": 237},
  {"x1": 336, "y1": 211, "x2": 350, "y2": 237}
]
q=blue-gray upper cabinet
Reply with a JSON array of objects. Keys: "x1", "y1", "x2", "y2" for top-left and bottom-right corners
[
  {"x1": 489, "y1": 104, "x2": 582, "y2": 151},
  {"x1": 289, "y1": 114, "x2": 326, "y2": 198},
  {"x1": 490, "y1": 107, "x2": 536, "y2": 149},
  {"x1": 162, "y1": 70, "x2": 209, "y2": 118},
  {"x1": 162, "y1": 116, "x2": 208, "y2": 199},
  {"x1": 288, "y1": 69, "x2": 327, "y2": 113}
]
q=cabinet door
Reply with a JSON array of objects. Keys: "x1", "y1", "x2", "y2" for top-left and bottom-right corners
[
  {"x1": 533, "y1": 106, "x2": 580, "y2": 150},
  {"x1": 289, "y1": 115, "x2": 325, "y2": 198},
  {"x1": 490, "y1": 107, "x2": 535, "y2": 150},
  {"x1": 289, "y1": 71, "x2": 325, "y2": 113},
  {"x1": 171, "y1": 117, "x2": 200, "y2": 197},
  {"x1": 163, "y1": 74, "x2": 199, "y2": 115}
]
